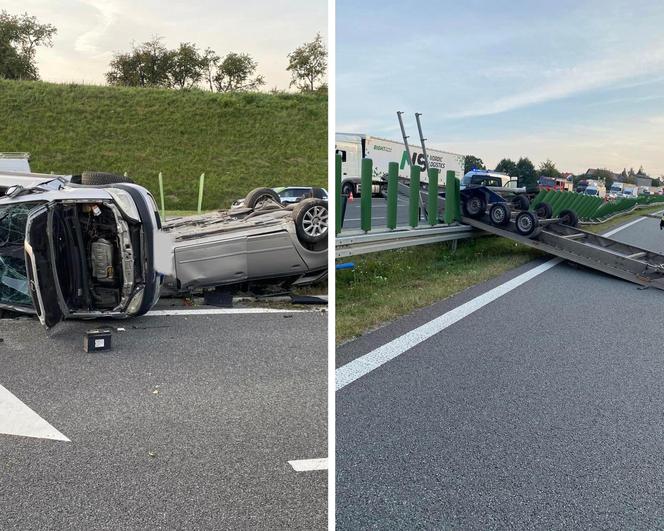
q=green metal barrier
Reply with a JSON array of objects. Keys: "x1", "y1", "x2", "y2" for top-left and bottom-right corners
[
  {"x1": 409, "y1": 165, "x2": 421, "y2": 228},
  {"x1": 361, "y1": 158, "x2": 372, "y2": 232},
  {"x1": 444, "y1": 170, "x2": 459, "y2": 224},
  {"x1": 428, "y1": 168, "x2": 440, "y2": 226},
  {"x1": 336, "y1": 154, "x2": 342, "y2": 234},
  {"x1": 387, "y1": 162, "x2": 398, "y2": 230}
]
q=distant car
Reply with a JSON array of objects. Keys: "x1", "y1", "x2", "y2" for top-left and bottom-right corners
[{"x1": 274, "y1": 187, "x2": 328, "y2": 204}]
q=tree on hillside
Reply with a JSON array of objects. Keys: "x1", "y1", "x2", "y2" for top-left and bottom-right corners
[
  {"x1": 169, "y1": 42, "x2": 206, "y2": 89},
  {"x1": 495, "y1": 158, "x2": 517, "y2": 176},
  {"x1": 516, "y1": 157, "x2": 537, "y2": 188},
  {"x1": 213, "y1": 52, "x2": 265, "y2": 92},
  {"x1": 538, "y1": 159, "x2": 561, "y2": 179},
  {"x1": 0, "y1": 10, "x2": 56, "y2": 80},
  {"x1": 201, "y1": 47, "x2": 220, "y2": 91},
  {"x1": 106, "y1": 37, "x2": 174, "y2": 87},
  {"x1": 287, "y1": 33, "x2": 327, "y2": 92},
  {"x1": 464, "y1": 155, "x2": 485, "y2": 174}
]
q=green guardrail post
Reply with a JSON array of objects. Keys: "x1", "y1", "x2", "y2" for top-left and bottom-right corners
[
  {"x1": 427, "y1": 168, "x2": 440, "y2": 225},
  {"x1": 409, "y1": 165, "x2": 421, "y2": 228},
  {"x1": 336, "y1": 154, "x2": 342, "y2": 234},
  {"x1": 444, "y1": 170, "x2": 458, "y2": 224},
  {"x1": 361, "y1": 158, "x2": 372, "y2": 232},
  {"x1": 387, "y1": 162, "x2": 398, "y2": 229},
  {"x1": 158, "y1": 172, "x2": 165, "y2": 219},
  {"x1": 197, "y1": 173, "x2": 205, "y2": 214}
]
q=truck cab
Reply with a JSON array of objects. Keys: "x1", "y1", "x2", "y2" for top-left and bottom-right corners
[{"x1": 335, "y1": 134, "x2": 384, "y2": 197}]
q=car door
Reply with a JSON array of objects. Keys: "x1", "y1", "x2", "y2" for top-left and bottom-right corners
[{"x1": 24, "y1": 204, "x2": 65, "y2": 327}]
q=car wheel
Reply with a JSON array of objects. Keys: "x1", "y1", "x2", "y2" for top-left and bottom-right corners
[
  {"x1": 511, "y1": 193, "x2": 530, "y2": 211},
  {"x1": 293, "y1": 198, "x2": 328, "y2": 244},
  {"x1": 489, "y1": 203, "x2": 511, "y2": 227},
  {"x1": 515, "y1": 211, "x2": 539, "y2": 237},
  {"x1": 559, "y1": 209, "x2": 578, "y2": 227},
  {"x1": 244, "y1": 187, "x2": 282, "y2": 209},
  {"x1": 342, "y1": 182, "x2": 354, "y2": 196},
  {"x1": 80, "y1": 171, "x2": 135, "y2": 185},
  {"x1": 534, "y1": 201, "x2": 553, "y2": 219},
  {"x1": 462, "y1": 194, "x2": 486, "y2": 219}
]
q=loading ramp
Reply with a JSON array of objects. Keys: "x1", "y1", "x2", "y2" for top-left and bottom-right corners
[{"x1": 462, "y1": 216, "x2": 664, "y2": 290}]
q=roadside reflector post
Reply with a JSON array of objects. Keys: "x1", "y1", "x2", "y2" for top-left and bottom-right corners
[
  {"x1": 409, "y1": 165, "x2": 421, "y2": 228},
  {"x1": 444, "y1": 170, "x2": 459, "y2": 224},
  {"x1": 361, "y1": 158, "x2": 372, "y2": 232},
  {"x1": 387, "y1": 162, "x2": 398, "y2": 230},
  {"x1": 197, "y1": 173, "x2": 205, "y2": 214},
  {"x1": 427, "y1": 167, "x2": 440, "y2": 226},
  {"x1": 336, "y1": 154, "x2": 343, "y2": 234},
  {"x1": 158, "y1": 172, "x2": 165, "y2": 220}
]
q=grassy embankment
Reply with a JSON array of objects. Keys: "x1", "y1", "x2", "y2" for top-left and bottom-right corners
[
  {"x1": 0, "y1": 79, "x2": 326, "y2": 211},
  {"x1": 337, "y1": 205, "x2": 664, "y2": 343}
]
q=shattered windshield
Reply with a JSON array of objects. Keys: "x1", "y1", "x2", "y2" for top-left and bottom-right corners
[{"x1": 0, "y1": 202, "x2": 41, "y2": 308}]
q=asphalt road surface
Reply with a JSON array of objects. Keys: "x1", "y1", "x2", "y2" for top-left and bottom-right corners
[
  {"x1": 0, "y1": 308, "x2": 327, "y2": 529},
  {"x1": 341, "y1": 196, "x2": 413, "y2": 231},
  {"x1": 336, "y1": 214, "x2": 664, "y2": 529}
]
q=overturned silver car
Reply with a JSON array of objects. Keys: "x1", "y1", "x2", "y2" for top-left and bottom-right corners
[{"x1": 0, "y1": 172, "x2": 327, "y2": 327}]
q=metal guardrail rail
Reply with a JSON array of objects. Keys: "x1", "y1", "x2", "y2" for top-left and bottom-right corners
[{"x1": 335, "y1": 224, "x2": 475, "y2": 258}]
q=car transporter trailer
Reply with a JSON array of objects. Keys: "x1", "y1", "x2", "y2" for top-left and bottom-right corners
[{"x1": 458, "y1": 185, "x2": 664, "y2": 290}]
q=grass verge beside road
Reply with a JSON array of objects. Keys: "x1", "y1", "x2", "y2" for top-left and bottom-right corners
[
  {"x1": 336, "y1": 237, "x2": 542, "y2": 343},
  {"x1": 0, "y1": 79, "x2": 326, "y2": 210}
]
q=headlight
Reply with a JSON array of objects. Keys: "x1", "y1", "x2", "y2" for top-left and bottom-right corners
[
  {"x1": 126, "y1": 288, "x2": 144, "y2": 314},
  {"x1": 107, "y1": 189, "x2": 140, "y2": 222}
]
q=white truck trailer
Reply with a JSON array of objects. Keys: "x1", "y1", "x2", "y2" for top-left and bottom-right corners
[{"x1": 335, "y1": 133, "x2": 465, "y2": 196}]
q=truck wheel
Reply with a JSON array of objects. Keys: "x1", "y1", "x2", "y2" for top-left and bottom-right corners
[
  {"x1": 342, "y1": 182, "x2": 355, "y2": 197},
  {"x1": 511, "y1": 193, "x2": 530, "y2": 211},
  {"x1": 515, "y1": 211, "x2": 539, "y2": 237},
  {"x1": 559, "y1": 209, "x2": 578, "y2": 227},
  {"x1": 293, "y1": 198, "x2": 328, "y2": 244},
  {"x1": 80, "y1": 171, "x2": 134, "y2": 185},
  {"x1": 534, "y1": 201, "x2": 553, "y2": 219},
  {"x1": 462, "y1": 194, "x2": 486, "y2": 219},
  {"x1": 489, "y1": 203, "x2": 511, "y2": 227},
  {"x1": 244, "y1": 187, "x2": 281, "y2": 209}
]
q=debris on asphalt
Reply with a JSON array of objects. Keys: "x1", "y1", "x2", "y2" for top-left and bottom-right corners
[{"x1": 83, "y1": 329, "x2": 112, "y2": 352}]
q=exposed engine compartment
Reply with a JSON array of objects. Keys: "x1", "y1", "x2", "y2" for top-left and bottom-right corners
[{"x1": 54, "y1": 203, "x2": 136, "y2": 312}]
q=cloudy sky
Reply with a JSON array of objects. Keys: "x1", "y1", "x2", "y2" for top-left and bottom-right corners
[
  {"x1": 4, "y1": 0, "x2": 327, "y2": 90},
  {"x1": 337, "y1": 0, "x2": 664, "y2": 176}
]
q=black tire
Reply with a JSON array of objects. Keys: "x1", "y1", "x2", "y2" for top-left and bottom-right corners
[
  {"x1": 341, "y1": 182, "x2": 355, "y2": 196},
  {"x1": 515, "y1": 211, "x2": 539, "y2": 237},
  {"x1": 462, "y1": 194, "x2": 486, "y2": 219},
  {"x1": 81, "y1": 171, "x2": 134, "y2": 185},
  {"x1": 489, "y1": 203, "x2": 511, "y2": 227},
  {"x1": 534, "y1": 201, "x2": 553, "y2": 219},
  {"x1": 559, "y1": 209, "x2": 578, "y2": 227},
  {"x1": 511, "y1": 193, "x2": 530, "y2": 211},
  {"x1": 244, "y1": 187, "x2": 282, "y2": 209},
  {"x1": 293, "y1": 198, "x2": 328, "y2": 244}
]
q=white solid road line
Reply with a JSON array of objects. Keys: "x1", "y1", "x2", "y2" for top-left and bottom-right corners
[
  {"x1": 0, "y1": 384, "x2": 70, "y2": 442},
  {"x1": 336, "y1": 215, "x2": 647, "y2": 391},
  {"x1": 288, "y1": 457, "x2": 328, "y2": 471},
  {"x1": 602, "y1": 216, "x2": 648, "y2": 237},
  {"x1": 336, "y1": 258, "x2": 561, "y2": 390},
  {"x1": 146, "y1": 308, "x2": 307, "y2": 316}
]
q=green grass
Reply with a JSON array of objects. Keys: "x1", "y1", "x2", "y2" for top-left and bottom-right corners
[
  {"x1": 336, "y1": 237, "x2": 542, "y2": 343},
  {"x1": 0, "y1": 80, "x2": 326, "y2": 210}
]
